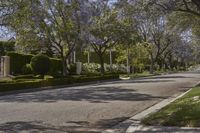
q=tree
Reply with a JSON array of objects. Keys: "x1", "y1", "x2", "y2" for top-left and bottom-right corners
[
  {"x1": 148, "y1": 0, "x2": 200, "y2": 17},
  {"x1": 116, "y1": 43, "x2": 149, "y2": 73},
  {"x1": 149, "y1": 0, "x2": 200, "y2": 40},
  {"x1": 0, "y1": 0, "x2": 85, "y2": 76},
  {"x1": 85, "y1": 1, "x2": 126, "y2": 75},
  {"x1": 115, "y1": 1, "x2": 141, "y2": 74},
  {"x1": 0, "y1": 41, "x2": 15, "y2": 56}
]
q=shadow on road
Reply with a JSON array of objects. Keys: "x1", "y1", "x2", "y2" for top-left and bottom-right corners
[
  {"x1": 0, "y1": 121, "x2": 66, "y2": 133},
  {"x1": 0, "y1": 86, "x2": 166, "y2": 103},
  {"x1": 141, "y1": 75, "x2": 193, "y2": 80},
  {"x1": 0, "y1": 117, "x2": 131, "y2": 133}
]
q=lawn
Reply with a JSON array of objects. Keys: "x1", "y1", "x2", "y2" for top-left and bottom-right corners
[
  {"x1": 119, "y1": 71, "x2": 154, "y2": 80},
  {"x1": 142, "y1": 87, "x2": 200, "y2": 127}
]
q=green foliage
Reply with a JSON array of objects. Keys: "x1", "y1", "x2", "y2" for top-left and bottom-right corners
[
  {"x1": 142, "y1": 87, "x2": 200, "y2": 127},
  {"x1": 116, "y1": 43, "x2": 150, "y2": 73},
  {"x1": 68, "y1": 64, "x2": 76, "y2": 75},
  {"x1": 77, "y1": 51, "x2": 117, "y2": 64},
  {"x1": 7, "y1": 52, "x2": 34, "y2": 74},
  {"x1": 7, "y1": 52, "x2": 62, "y2": 75},
  {"x1": 82, "y1": 63, "x2": 127, "y2": 74},
  {"x1": 21, "y1": 64, "x2": 32, "y2": 74},
  {"x1": 0, "y1": 74, "x2": 119, "y2": 92},
  {"x1": 30, "y1": 54, "x2": 51, "y2": 77},
  {"x1": 0, "y1": 41, "x2": 15, "y2": 56},
  {"x1": 13, "y1": 74, "x2": 36, "y2": 80},
  {"x1": 82, "y1": 63, "x2": 101, "y2": 74},
  {"x1": 50, "y1": 58, "x2": 63, "y2": 75}
]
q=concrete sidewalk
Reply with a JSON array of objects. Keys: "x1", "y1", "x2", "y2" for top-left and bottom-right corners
[
  {"x1": 103, "y1": 82, "x2": 200, "y2": 133},
  {"x1": 126, "y1": 125, "x2": 200, "y2": 133}
]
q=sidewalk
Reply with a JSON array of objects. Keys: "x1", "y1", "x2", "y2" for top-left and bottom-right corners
[{"x1": 103, "y1": 83, "x2": 200, "y2": 133}]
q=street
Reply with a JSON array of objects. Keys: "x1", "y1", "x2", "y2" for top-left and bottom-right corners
[{"x1": 0, "y1": 72, "x2": 200, "y2": 133}]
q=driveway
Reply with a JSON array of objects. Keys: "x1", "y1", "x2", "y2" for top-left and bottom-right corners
[{"x1": 0, "y1": 72, "x2": 200, "y2": 133}]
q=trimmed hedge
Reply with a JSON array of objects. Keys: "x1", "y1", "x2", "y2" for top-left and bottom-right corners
[
  {"x1": 7, "y1": 52, "x2": 33, "y2": 74},
  {"x1": 7, "y1": 52, "x2": 62, "y2": 75},
  {"x1": 0, "y1": 75, "x2": 119, "y2": 92},
  {"x1": 50, "y1": 58, "x2": 63, "y2": 75},
  {"x1": 30, "y1": 54, "x2": 51, "y2": 76}
]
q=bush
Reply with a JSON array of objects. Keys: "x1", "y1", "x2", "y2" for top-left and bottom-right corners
[
  {"x1": 7, "y1": 52, "x2": 63, "y2": 75},
  {"x1": 0, "y1": 74, "x2": 119, "y2": 92},
  {"x1": 21, "y1": 64, "x2": 32, "y2": 74},
  {"x1": 69, "y1": 64, "x2": 76, "y2": 74},
  {"x1": 50, "y1": 58, "x2": 62, "y2": 75},
  {"x1": 82, "y1": 63, "x2": 101, "y2": 74},
  {"x1": 30, "y1": 54, "x2": 51, "y2": 77},
  {"x1": 7, "y1": 52, "x2": 33, "y2": 74}
]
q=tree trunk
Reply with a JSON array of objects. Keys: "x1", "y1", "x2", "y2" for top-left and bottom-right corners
[
  {"x1": 99, "y1": 55, "x2": 105, "y2": 75},
  {"x1": 150, "y1": 55, "x2": 154, "y2": 74},
  {"x1": 87, "y1": 51, "x2": 90, "y2": 64},
  {"x1": 126, "y1": 48, "x2": 130, "y2": 74},
  {"x1": 61, "y1": 56, "x2": 67, "y2": 76},
  {"x1": 109, "y1": 49, "x2": 112, "y2": 71}
]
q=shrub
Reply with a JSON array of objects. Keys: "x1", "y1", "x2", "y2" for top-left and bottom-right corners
[
  {"x1": 82, "y1": 63, "x2": 101, "y2": 73},
  {"x1": 21, "y1": 64, "x2": 32, "y2": 74},
  {"x1": 69, "y1": 64, "x2": 76, "y2": 74},
  {"x1": 30, "y1": 54, "x2": 51, "y2": 77},
  {"x1": 0, "y1": 74, "x2": 119, "y2": 92},
  {"x1": 7, "y1": 52, "x2": 33, "y2": 74},
  {"x1": 104, "y1": 64, "x2": 127, "y2": 73},
  {"x1": 7, "y1": 52, "x2": 62, "y2": 75},
  {"x1": 50, "y1": 58, "x2": 62, "y2": 75}
]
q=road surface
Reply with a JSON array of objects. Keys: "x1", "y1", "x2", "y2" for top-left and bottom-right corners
[{"x1": 0, "y1": 72, "x2": 200, "y2": 133}]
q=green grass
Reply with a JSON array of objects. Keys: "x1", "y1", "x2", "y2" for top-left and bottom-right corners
[
  {"x1": 142, "y1": 87, "x2": 200, "y2": 127},
  {"x1": 130, "y1": 72, "x2": 154, "y2": 79},
  {"x1": 120, "y1": 71, "x2": 154, "y2": 79}
]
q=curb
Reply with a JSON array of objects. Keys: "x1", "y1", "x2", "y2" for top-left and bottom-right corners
[
  {"x1": 103, "y1": 81, "x2": 200, "y2": 133},
  {"x1": 0, "y1": 73, "x2": 167, "y2": 96},
  {"x1": 0, "y1": 78, "x2": 120, "y2": 96}
]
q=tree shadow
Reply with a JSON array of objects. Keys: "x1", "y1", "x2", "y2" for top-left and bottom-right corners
[
  {"x1": 0, "y1": 85, "x2": 166, "y2": 103},
  {"x1": 0, "y1": 121, "x2": 66, "y2": 133},
  {"x1": 94, "y1": 117, "x2": 130, "y2": 129},
  {"x1": 0, "y1": 117, "x2": 137, "y2": 133},
  {"x1": 131, "y1": 80, "x2": 174, "y2": 83},
  {"x1": 140, "y1": 75, "x2": 193, "y2": 80},
  {"x1": 0, "y1": 118, "x2": 131, "y2": 133}
]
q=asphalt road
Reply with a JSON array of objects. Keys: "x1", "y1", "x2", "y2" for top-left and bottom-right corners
[{"x1": 0, "y1": 72, "x2": 200, "y2": 133}]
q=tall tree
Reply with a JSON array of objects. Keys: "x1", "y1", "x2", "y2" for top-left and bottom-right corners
[
  {"x1": 0, "y1": 0, "x2": 86, "y2": 75},
  {"x1": 84, "y1": 1, "x2": 127, "y2": 75},
  {"x1": 149, "y1": 0, "x2": 200, "y2": 17}
]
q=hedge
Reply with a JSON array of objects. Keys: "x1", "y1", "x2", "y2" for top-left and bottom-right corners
[
  {"x1": 50, "y1": 58, "x2": 63, "y2": 75},
  {"x1": 7, "y1": 52, "x2": 33, "y2": 74},
  {"x1": 6, "y1": 51, "x2": 118, "y2": 75},
  {"x1": 0, "y1": 74, "x2": 119, "y2": 92},
  {"x1": 7, "y1": 52, "x2": 62, "y2": 75}
]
